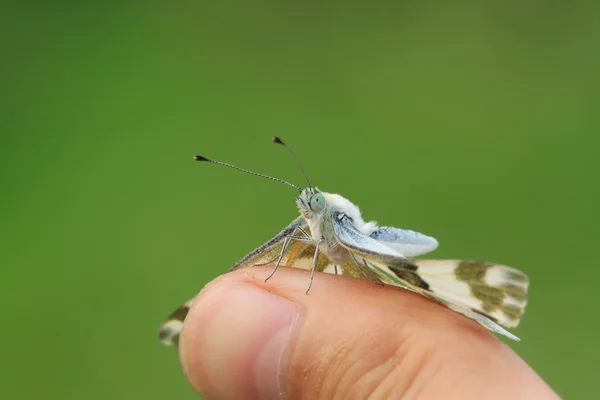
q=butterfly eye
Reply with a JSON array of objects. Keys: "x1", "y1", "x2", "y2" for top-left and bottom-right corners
[{"x1": 310, "y1": 193, "x2": 325, "y2": 212}]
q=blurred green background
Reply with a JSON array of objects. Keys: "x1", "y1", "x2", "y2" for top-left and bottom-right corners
[{"x1": 1, "y1": 2, "x2": 598, "y2": 399}]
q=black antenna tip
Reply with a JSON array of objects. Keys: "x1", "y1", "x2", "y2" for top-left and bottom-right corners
[
  {"x1": 272, "y1": 136, "x2": 285, "y2": 145},
  {"x1": 194, "y1": 155, "x2": 209, "y2": 162}
]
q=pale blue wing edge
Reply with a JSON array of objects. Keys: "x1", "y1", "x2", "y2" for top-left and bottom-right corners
[
  {"x1": 370, "y1": 226, "x2": 438, "y2": 257},
  {"x1": 332, "y1": 212, "x2": 407, "y2": 260}
]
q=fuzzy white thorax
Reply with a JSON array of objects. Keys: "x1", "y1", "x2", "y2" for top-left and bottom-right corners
[
  {"x1": 296, "y1": 188, "x2": 380, "y2": 264},
  {"x1": 322, "y1": 193, "x2": 378, "y2": 234}
]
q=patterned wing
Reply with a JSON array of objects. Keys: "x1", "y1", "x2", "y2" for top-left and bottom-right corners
[
  {"x1": 366, "y1": 258, "x2": 527, "y2": 340},
  {"x1": 333, "y1": 212, "x2": 528, "y2": 341},
  {"x1": 158, "y1": 217, "x2": 338, "y2": 347}
]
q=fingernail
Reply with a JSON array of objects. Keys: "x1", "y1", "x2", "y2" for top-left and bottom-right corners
[{"x1": 180, "y1": 282, "x2": 297, "y2": 400}]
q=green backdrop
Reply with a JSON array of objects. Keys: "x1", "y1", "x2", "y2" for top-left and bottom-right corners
[{"x1": 2, "y1": 2, "x2": 598, "y2": 399}]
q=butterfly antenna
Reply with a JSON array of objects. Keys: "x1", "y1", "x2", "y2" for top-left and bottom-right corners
[
  {"x1": 194, "y1": 155, "x2": 302, "y2": 190},
  {"x1": 272, "y1": 137, "x2": 312, "y2": 190}
]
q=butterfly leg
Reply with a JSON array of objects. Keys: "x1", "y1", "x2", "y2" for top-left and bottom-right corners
[
  {"x1": 305, "y1": 239, "x2": 324, "y2": 294},
  {"x1": 256, "y1": 227, "x2": 312, "y2": 267},
  {"x1": 297, "y1": 226, "x2": 311, "y2": 239},
  {"x1": 264, "y1": 231, "x2": 314, "y2": 283},
  {"x1": 262, "y1": 237, "x2": 291, "y2": 282},
  {"x1": 256, "y1": 237, "x2": 290, "y2": 267}
]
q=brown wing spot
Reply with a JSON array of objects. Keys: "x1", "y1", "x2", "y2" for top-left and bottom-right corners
[
  {"x1": 500, "y1": 283, "x2": 528, "y2": 300},
  {"x1": 470, "y1": 283, "x2": 505, "y2": 313},
  {"x1": 157, "y1": 329, "x2": 180, "y2": 346},
  {"x1": 315, "y1": 252, "x2": 331, "y2": 272},
  {"x1": 157, "y1": 327, "x2": 172, "y2": 341},
  {"x1": 500, "y1": 304, "x2": 524, "y2": 321},
  {"x1": 297, "y1": 244, "x2": 316, "y2": 259},
  {"x1": 389, "y1": 266, "x2": 430, "y2": 290},
  {"x1": 455, "y1": 262, "x2": 528, "y2": 324},
  {"x1": 456, "y1": 261, "x2": 506, "y2": 314},
  {"x1": 455, "y1": 261, "x2": 493, "y2": 281},
  {"x1": 167, "y1": 304, "x2": 191, "y2": 323},
  {"x1": 390, "y1": 258, "x2": 420, "y2": 272}
]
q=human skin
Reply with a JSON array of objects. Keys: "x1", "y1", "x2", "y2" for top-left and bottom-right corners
[{"x1": 179, "y1": 266, "x2": 560, "y2": 400}]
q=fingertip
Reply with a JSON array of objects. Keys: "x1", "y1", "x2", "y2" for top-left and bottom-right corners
[
  {"x1": 178, "y1": 267, "x2": 557, "y2": 400},
  {"x1": 178, "y1": 267, "x2": 454, "y2": 398},
  {"x1": 179, "y1": 279, "x2": 297, "y2": 400}
]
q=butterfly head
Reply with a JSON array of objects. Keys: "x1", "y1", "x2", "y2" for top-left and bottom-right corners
[{"x1": 297, "y1": 187, "x2": 325, "y2": 219}]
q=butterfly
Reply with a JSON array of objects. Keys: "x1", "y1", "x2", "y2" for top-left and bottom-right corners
[{"x1": 158, "y1": 137, "x2": 529, "y2": 346}]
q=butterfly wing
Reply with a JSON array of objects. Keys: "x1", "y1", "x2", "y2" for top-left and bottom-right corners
[
  {"x1": 157, "y1": 299, "x2": 193, "y2": 347},
  {"x1": 332, "y1": 212, "x2": 528, "y2": 341},
  {"x1": 369, "y1": 226, "x2": 438, "y2": 257},
  {"x1": 158, "y1": 217, "x2": 338, "y2": 347},
  {"x1": 367, "y1": 258, "x2": 526, "y2": 341},
  {"x1": 227, "y1": 216, "x2": 309, "y2": 272}
]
